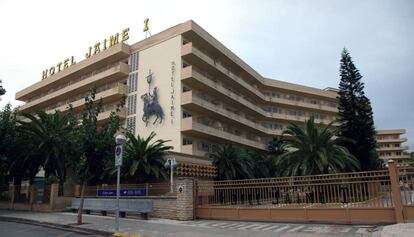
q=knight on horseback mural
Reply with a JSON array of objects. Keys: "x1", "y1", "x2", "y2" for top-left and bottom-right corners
[{"x1": 141, "y1": 70, "x2": 164, "y2": 126}]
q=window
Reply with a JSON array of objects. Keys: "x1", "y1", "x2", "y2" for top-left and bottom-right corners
[
  {"x1": 126, "y1": 117, "x2": 136, "y2": 135},
  {"x1": 128, "y1": 73, "x2": 138, "y2": 93},
  {"x1": 198, "y1": 117, "x2": 210, "y2": 125},
  {"x1": 273, "y1": 123, "x2": 283, "y2": 130},
  {"x1": 200, "y1": 142, "x2": 211, "y2": 152},
  {"x1": 212, "y1": 144, "x2": 219, "y2": 153},
  {"x1": 129, "y1": 52, "x2": 139, "y2": 72},
  {"x1": 272, "y1": 107, "x2": 282, "y2": 114},
  {"x1": 263, "y1": 106, "x2": 272, "y2": 112},
  {"x1": 182, "y1": 111, "x2": 192, "y2": 118},
  {"x1": 183, "y1": 138, "x2": 193, "y2": 145},
  {"x1": 127, "y1": 94, "x2": 137, "y2": 115}
]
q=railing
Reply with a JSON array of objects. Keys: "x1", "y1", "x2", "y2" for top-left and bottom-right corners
[
  {"x1": 183, "y1": 44, "x2": 338, "y2": 114},
  {"x1": 197, "y1": 170, "x2": 393, "y2": 208},
  {"x1": 397, "y1": 162, "x2": 414, "y2": 205}
]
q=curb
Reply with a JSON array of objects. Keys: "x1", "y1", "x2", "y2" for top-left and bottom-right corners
[{"x1": 0, "y1": 215, "x2": 113, "y2": 236}]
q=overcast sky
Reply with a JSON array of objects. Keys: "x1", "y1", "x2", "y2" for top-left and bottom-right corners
[{"x1": 0, "y1": 0, "x2": 413, "y2": 151}]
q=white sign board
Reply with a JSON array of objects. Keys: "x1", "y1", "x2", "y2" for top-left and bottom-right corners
[{"x1": 115, "y1": 145, "x2": 123, "y2": 167}]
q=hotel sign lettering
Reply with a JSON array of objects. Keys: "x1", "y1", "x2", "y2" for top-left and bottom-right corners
[{"x1": 41, "y1": 28, "x2": 130, "y2": 80}]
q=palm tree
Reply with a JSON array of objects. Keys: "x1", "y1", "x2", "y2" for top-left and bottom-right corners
[
  {"x1": 276, "y1": 117, "x2": 360, "y2": 176},
  {"x1": 211, "y1": 144, "x2": 254, "y2": 180},
  {"x1": 17, "y1": 110, "x2": 77, "y2": 185},
  {"x1": 267, "y1": 136, "x2": 288, "y2": 155},
  {"x1": 123, "y1": 132, "x2": 173, "y2": 182},
  {"x1": 248, "y1": 150, "x2": 272, "y2": 178}
]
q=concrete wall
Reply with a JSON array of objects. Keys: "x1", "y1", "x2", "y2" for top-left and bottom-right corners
[
  {"x1": 136, "y1": 36, "x2": 182, "y2": 152},
  {"x1": 151, "y1": 197, "x2": 177, "y2": 219}
]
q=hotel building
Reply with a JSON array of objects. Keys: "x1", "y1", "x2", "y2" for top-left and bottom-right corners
[
  {"x1": 16, "y1": 20, "x2": 347, "y2": 161},
  {"x1": 375, "y1": 129, "x2": 410, "y2": 162}
]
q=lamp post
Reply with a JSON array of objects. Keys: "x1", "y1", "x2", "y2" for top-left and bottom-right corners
[
  {"x1": 114, "y1": 134, "x2": 126, "y2": 231},
  {"x1": 164, "y1": 158, "x2": 177, "y2": 193}
]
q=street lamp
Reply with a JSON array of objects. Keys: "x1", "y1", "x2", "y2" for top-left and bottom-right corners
[
  {"x1": 114, "y1": 133, "x2": 126, "y2": 231},
  {"x1": 164, "y1": 158, "x2": 177, "y2": 193}
]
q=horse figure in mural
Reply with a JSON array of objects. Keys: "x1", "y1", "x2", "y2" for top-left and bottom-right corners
[{"x1": 141, "y1": 86, "x2": 164, "y2": 126}]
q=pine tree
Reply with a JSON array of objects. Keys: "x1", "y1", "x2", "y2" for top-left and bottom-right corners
[
  {"x1": 338, "y1": 48, "x2": 380, "y2": 170},
  {"x1": 0, "y1": 80, "x2": 6, "y2": 98}
]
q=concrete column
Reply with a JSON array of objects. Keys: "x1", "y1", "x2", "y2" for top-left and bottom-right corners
[
  {"x1": 49, "y1": 183, "x2": 59, "y2": 210},
  {"x1": 176, "y1": 178, "x2": 194, "y2": 220},
  {"x1": 388, "y1": 160, "x2": 404, "y2": 223}
]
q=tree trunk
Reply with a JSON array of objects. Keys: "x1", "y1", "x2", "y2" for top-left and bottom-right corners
[{"x1": 76, "y1": 180, "x2": 86, "y2": 225}]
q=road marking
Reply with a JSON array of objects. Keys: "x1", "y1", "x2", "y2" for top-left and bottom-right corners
[
  {"x1": 261, "y1": 224, "x2": 282, "y2": 231},
  {"x1": 210, "y1": 222, "x2": 231, "y2": 227},
  {"x1": 238, "y1": 223, "x2": 262, "y2": 229},
  {"x1": 232, "y1": 223, "x2": 249, "y2": 228},
  {"x1": 250, "y1": 224, "x2": 272, "y2": 230},
  {"x1": 220, "y1": 223, "x2": 242, "y2": 228},
  {"x1": 272, "y1": 225, "x2": 291, "y2": 232},
  {"x1": 287, "y1": 225, "x2": 305, "y2": 232}
]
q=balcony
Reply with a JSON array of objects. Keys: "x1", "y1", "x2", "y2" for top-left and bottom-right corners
[
  {"x1": 377, "y1": 146, "x2": 409, "y2": 152},
  {"x1": 181, "y1": 117, "x2": 267, "y2": 150},
  {"x1": 45, "y1": 83, "x2": 127, "y2": 114},
  {"x1": 182, "y1": 43, "x2": 266, "y2": 102},
  {"x1": 20, "y1": 63, "x2": 129, "y2": 113},
  {"x1": 97, "y1": 107, "x2": 126, "y2": 123},
  {"x1": 16, "y1": 43, "x2": 130, "y2": 101},
  {"x1": 182, "y1": 43, "x2": 337, "y2": 114},
  {"x1": 181, "y1": 66, "x2": 335, "y2": 125},
  {"x1": 379, "y1": 154, "x2": 411, "y2": 160},
  {"x1": 376, "y1": 138, "x2": 407, "y2": 143},
  {"x1": 181, "y1": 91, "x2": 282, "y2": 136}
]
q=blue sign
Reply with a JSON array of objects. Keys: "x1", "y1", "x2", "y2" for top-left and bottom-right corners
[{"x1": 97, "y1": 188, "x2": 146, "y2": 197}]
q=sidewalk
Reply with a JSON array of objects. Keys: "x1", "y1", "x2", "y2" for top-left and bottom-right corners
[{"x1": 0, "y1": 210, "x2": 412, "y2": 237}]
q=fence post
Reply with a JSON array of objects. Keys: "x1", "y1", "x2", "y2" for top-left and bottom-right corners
[
  {"x1": 9, "y1": 184, "x2": 15, "y2": 209},
  {"x1": 176, "y1": 178, "x2": 194, "y2": 220},
  {"x1": 49, "y1": 183, "x2": 59, "y2": 210},
  {"x1": 388, "y1": 160, "x2": 404, "y2": 223},
  {"x1": 29, "y1": 185, "x2": 36, "y2": 210}
]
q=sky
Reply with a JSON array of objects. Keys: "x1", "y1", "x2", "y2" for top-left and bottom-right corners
[{"x1": 0, "y1": 0, "x2": 413, "y2": 151}]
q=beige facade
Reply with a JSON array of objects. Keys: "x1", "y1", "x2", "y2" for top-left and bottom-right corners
[
  {"x1": 375, "y1": 129, "x2": 410, "y2": 161},
  {"x1": 21, "y1": 20, "x2": 402, "y2": 159}
]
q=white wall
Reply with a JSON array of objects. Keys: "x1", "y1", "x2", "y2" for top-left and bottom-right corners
[{"x1": 136, "y1": 36, "x2": 182, "y2": 152}]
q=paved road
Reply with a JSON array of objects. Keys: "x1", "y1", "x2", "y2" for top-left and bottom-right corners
[
  {"x1": 0, "y1": 221, "x2": 98, "y2": 237},
  {"x1": 0, "y1": 210, "x2": 382, "y2": 237}
]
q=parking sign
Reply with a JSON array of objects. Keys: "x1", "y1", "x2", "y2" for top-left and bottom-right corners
[{"x1": 115, "y1": 145, "x2": 123, "y2": 166}]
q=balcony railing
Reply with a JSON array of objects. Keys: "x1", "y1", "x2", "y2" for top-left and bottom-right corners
[
  {"x1": 181, "y1": 66, "x2": 336, "y2": 125},
  {"x1": 20, "y1": 63, "x2": 128, "y2": 113},
  {"x1": 181, "y1": 117, "x2": 267, "y2": 150},
  {"x1": 182, "y1": 43, "x2": 338, "y2": 114},
  {"x1": 181, "y1": 90, "x2": 283, "y2": 136},
  {"x1": 16, "y1": 43, "x2": 130, "y2": 101},
  {"x1": 377, "y1": 146, "x2": 409, "y2": 152},
  {"x1": 45, "y1": 83, "x2": 127, "y2": 114}
]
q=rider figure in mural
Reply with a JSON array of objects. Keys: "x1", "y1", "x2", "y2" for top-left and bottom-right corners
[{"x1": 141, "y1": 70, "x2": 164, "y2": 126}]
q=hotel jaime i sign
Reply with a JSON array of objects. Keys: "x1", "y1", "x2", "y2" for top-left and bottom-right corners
[{"x1": 41, "y1": 28, "x2": 130, "y2": 80}]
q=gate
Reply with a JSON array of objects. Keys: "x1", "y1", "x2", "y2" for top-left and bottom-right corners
[{"x1": 195, "y1": 161, "x2": 414, "y2": 224}]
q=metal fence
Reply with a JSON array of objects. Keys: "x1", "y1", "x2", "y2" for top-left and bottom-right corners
[
  {"x1": 397, "y1": 162, "x2": 414, "y2": 205},
  {"x1": 197, "y1": 169, "x2": 393, "y2": 208}
]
